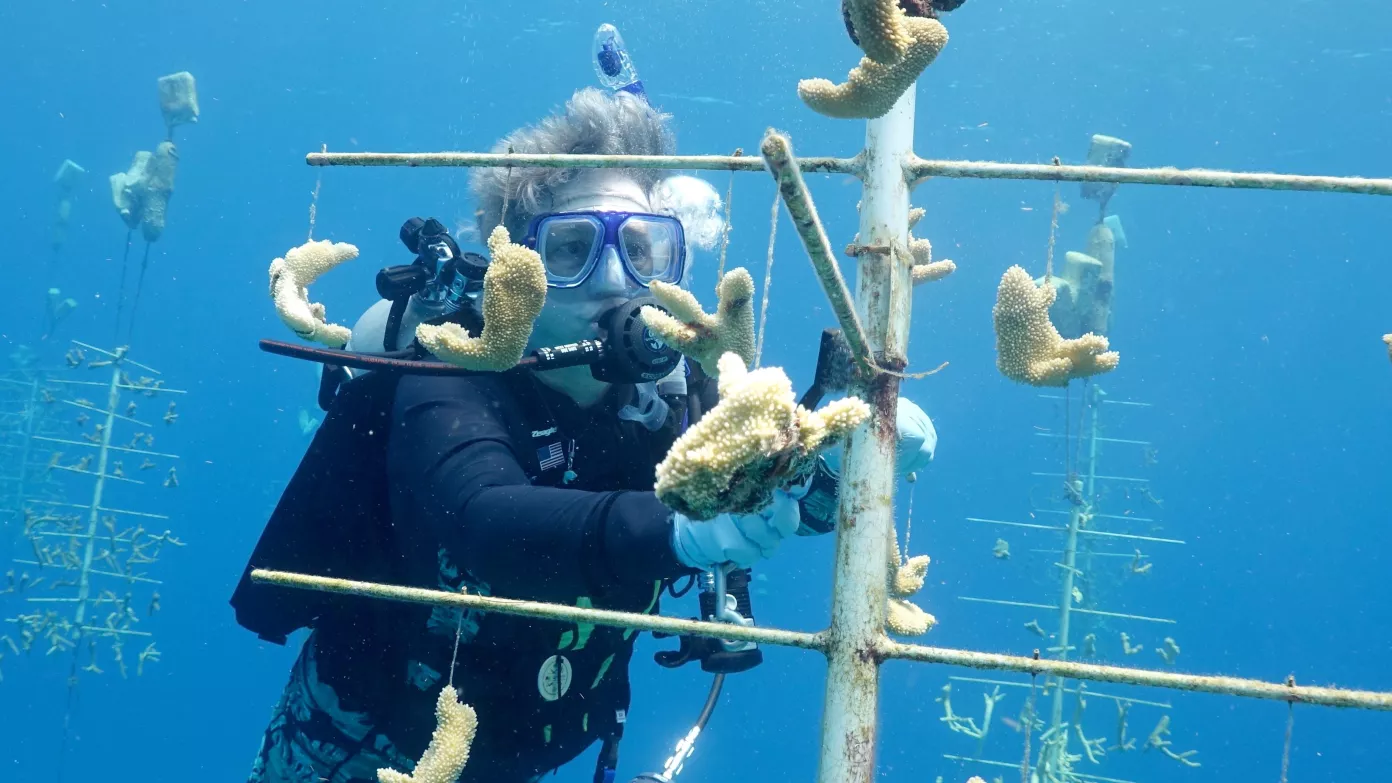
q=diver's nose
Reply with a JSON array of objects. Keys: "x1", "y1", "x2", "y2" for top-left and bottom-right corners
[{"x1": 588, "y1": 245, "x2": 636, "y2": 298}]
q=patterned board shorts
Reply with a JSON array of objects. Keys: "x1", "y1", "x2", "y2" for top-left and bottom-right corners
[
  {"x1": 247, "y1": 632, "x2": 547, "y2": 783},
  {"x1": 246, "y1": 633, "x2": 418, "y2": 783}
]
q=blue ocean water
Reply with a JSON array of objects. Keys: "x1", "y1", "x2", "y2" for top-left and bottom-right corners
[{"x1": 2, "y1": 0, "x2": 1390, "y2": 781}]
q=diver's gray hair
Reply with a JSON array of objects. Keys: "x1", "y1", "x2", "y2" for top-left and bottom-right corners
[{"x1": 471, "y1": 88, "x2": 676, "y2": 240}]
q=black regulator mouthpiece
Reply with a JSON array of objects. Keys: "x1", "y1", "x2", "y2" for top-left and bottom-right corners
[
  {"x1": 261, "y1": 290, "x2": 681, "y2": 385},
  {"x1": 590, "y1": 296, "x2": 680, "y2": 384}
]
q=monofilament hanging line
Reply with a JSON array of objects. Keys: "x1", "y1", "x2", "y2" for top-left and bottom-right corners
[
  {"x1": 113, "y1": 229, "x2": 133, "y2": 340},
  {"x1": 1044, "y1": 156, "x2": 1064, "y2": 281},
  {"x1": 903, "y1": 480, "x2": 916, "y2": 556},
  {"x1": 754, "y1": 188, "x2": 780, "y2": 367},
  {"x1": 1042, "y1": 161, "x2": 1081, "y2": 485},
  {"x1": 1021, "y1": 669, "x2": 1039, "y2": 783},
  {"x1": 1065, "y1": 379, "x2": 1091, "y2": 486},
  {"x1": 498, "y1": 147, "x2": 516, "y2": 234},
  {"x1": 716, "y1": 149, "x2": 739, "y2": 281},
  {"x1": 449, "y1": 604, "x2": 465, "y2": 687},
  {"x1": 1280, "y1": 674, "x2": 1297, "y2": 783},
  {"x1": 125, "y1": 243, "x2": 154, "y2": 344},
  {"x1": 307, "y1": 144, "x2": 326, "y2": 242}
]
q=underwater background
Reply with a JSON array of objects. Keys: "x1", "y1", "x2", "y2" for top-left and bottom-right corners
[{"x1": 2, "y1": 0, "x2": 1391, "y2": 780}]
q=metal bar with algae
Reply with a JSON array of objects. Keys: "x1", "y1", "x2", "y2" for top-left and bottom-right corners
[
  {"x1": 905, "y1": 157, "x2": 1392, "y2": 196},
  {"x1": 305, "y1": 150, "x2": 1392, "y2": 196},
  {"x1": 249, "y1": 568, "x2": 1392, "y2": 712},
  {"x1": 809, "y1": 89, "x2": 918, "y2": 783},
  {"x1": 306, "y1": 151, "x2": 859, "y2": 175},
  {"x1": 759, "y1": 129, "x2": 876, "y2": 375},
  {"x1": 249, "y1": 569, "x2": 825, "y2": 653},
  {"x1": 880, "y1": 641, "x2": 1392, "y2": 710}
]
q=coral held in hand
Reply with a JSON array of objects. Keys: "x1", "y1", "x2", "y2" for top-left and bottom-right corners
[
  {"x1": 656, "y1": 353, "x2": 869, "y2": 520},
  {"x1": 416, "y1": 226, "x2": 547, "y2": 371},
  {"x1": 887, "y1": 525, "x2": 935, "y2": 636},
  {"x1": 268, "y1": 239, "x2": 360, "y2": 348},
  {"x1": 641, "y1": 268, "x2": 756, "y2": 377},
  {"x1": 799, "y1": 13, "x2": 949, "y2": 119},
  {"x1": 993, "y1": 265, "x2": 1119, "y2": 387},
  {"x1": 377, "y1": 685, "x2": 478, "y2": 783}
]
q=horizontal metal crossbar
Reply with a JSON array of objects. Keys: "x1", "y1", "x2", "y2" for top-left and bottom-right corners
[
  {"x1": 307, "y1": 151, "x2": 851, "y2": 174},
  {"x1": 304, "y1": 150, "x2": 1392, "y2": 196},
  {"x1": 943, "y1": 755, "x2": 1139, "y2": 783},
  {"x1": 905, "y1": 157, "x2": 1392, "y2": 196},
  {"x1": 250, "y1": 569, "x2": 1392, "y2": 711}
]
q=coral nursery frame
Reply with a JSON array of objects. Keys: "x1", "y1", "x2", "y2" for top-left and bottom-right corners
[{"x1": 252, "y1": 88, "x2": 1392, "y2": 783}]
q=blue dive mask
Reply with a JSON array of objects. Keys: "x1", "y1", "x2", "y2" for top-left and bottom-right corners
[{"x1": 523, "y1": 210, "x2": 686, "y2": 289}]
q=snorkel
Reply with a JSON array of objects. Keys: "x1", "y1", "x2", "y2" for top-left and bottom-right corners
[{"x1": 593, "y1": 23, "x2": 647, "y2": 102}]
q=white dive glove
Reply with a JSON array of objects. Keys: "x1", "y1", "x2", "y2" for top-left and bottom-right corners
[
  {"x1": 670, "y1": 490, "x2": 803, "y2": 571},
  {"x1": 821, "y1": 397, "x2": 936, "y2": 479}
]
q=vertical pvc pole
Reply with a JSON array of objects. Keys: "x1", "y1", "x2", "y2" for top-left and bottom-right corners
[
  {"x1": 16, "y1": 378, "x2": 41, "y2": 506},
  {"x1": 816, "y1": 88, "x2": 916, "y2": 783},
  {"x1": 73, "y1": 365, "x2": 120, "y2": 627},
  {"x1": 1047, "y1": 386, "x2": 1103, "y2": 740},
  {"x1": 1049, "y1": 501, "x2": 1082, "y2": 730}
]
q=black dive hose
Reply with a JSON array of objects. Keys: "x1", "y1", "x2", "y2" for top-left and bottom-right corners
[
  {"x1": 626, "y1": 674, "x2": 724, "y2": 783},
  {"x1": 695, "y1": 673, "x2": 725, "y2": 733},
  {"x1": 259, "y1": 337, "x2": 606, "y2": 376},
  {"x1": 260, "y1": 293, "x2": 681, "y2": 385}
]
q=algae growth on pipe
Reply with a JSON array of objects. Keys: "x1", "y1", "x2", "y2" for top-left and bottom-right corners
[
  {"x1": 304, "y1": 150, "x2": 1392, "y2": 196},
  {"x1": 813, "y1": 88, "x2": 917, "y2": 783}
]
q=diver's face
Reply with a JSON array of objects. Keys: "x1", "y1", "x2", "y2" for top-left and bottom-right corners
[{"x1": 527, "y1": 171, "x2": 652, "y2": 349}]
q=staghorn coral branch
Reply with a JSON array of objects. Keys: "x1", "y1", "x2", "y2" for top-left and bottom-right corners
[
  {"x1": 654, "y1": 353, "x2": 868, "y2": 519},
  {"x1": 799, "y1": 17, "x2": 949, "y2": 120},
  {"x1": 642, "y1": 269, "x2": 756, "y2": 376},
  {"x1": 378, "y1": 685, "x2": 478, "y2": 783},
  {"x1": 993, "y1": 265, "x2": 1119, "y2": 386},
  {"x1": 416, "y1": 226, "x2": 546, "y2": 371},
  {"x1": 268, "y1": 240, "x2": 359, "y2": 347}
]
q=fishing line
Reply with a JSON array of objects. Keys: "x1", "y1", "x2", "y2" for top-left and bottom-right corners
[{"x1": 754, "y1": 187, "x2": 780, "y2": 367}]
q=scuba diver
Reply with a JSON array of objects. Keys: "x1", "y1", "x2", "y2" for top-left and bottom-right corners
[{"x1": 234, "y1": 70, "x2": 937, "y2": 783}]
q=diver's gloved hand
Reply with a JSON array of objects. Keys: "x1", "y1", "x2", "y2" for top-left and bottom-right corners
[
  {"x1": 821, "y1": 397, "x2": 937, "y2": 479},
  {"x1": 670, "y1": 490, "x2": 802, "y2": 571}
]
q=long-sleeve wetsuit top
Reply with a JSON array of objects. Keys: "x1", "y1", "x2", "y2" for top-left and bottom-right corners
[{"x1": 314, "y1": 368, "x2": 694, "y2": 781}]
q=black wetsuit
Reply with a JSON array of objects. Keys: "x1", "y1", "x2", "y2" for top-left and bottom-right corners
[{"x1": 236, "y1": 367, "x2": 696, "y2": 782}]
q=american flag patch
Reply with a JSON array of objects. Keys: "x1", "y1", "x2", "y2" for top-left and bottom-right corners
[{"x1": 537, "y1": 442, "x2": 566, "y2": 471}]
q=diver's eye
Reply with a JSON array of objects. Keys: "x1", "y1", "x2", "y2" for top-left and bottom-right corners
[{"x1": 541, "y1": 220, "x2": 600, "y2": 278}]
